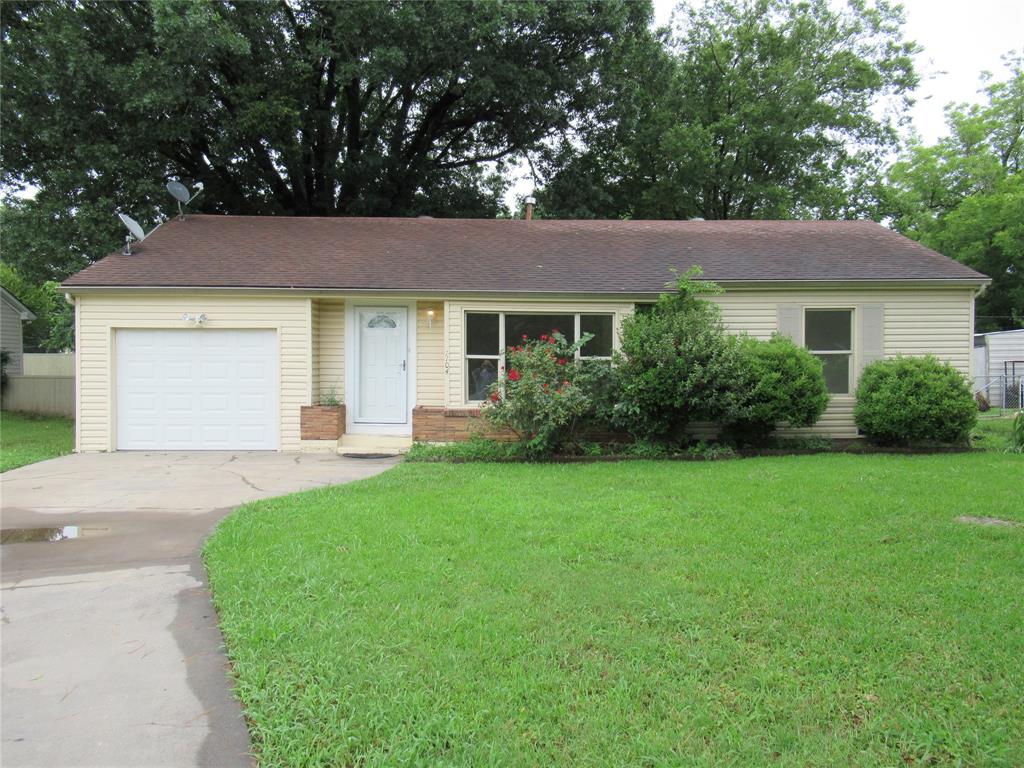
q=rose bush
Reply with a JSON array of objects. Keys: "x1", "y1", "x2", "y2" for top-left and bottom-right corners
[{"x1": 482, "y1": 330, "x2": 594, "y2": 456}]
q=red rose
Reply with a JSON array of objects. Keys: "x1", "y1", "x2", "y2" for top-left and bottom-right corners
[
  {"x1": 522, "y1": 334, "x2": 528, "y2": 340},
  {"x1": 507, "y1": 369, "x2": 521, "y2": 382},
  {"x1": 540, "y1": 334, "x2": 548, "y2": 341},
  {"x1": 563, "y1": 380, "x2": 570, "y2": 387},
  {"x1": 489, "y1": 391, "x2": 500, "y2": 402},
  {"x1": 557, "y1": 358, "x2": 567, "y2": 365}
]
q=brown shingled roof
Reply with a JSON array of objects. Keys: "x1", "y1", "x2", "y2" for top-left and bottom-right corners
[{"x1": 63, "y1": 215, "x2": 987, "y2": 293}]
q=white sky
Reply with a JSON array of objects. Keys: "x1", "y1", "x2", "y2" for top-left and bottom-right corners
[{"x1": 507, "y1": 0, "x2": 1023, "y2": 208}]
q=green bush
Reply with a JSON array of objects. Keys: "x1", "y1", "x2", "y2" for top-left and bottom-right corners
[
  {"x1": 724, "y1": 335, "x2": 830, "y2": 446},
  {"x1": 482, "y1": 330, "x2": 594, "y2": 456},
  {"x1": 854, "y1": 356, "x2": 977, "y2": 446},
  {"x1": 613, "y1": 268, "x2": 746, "y2": 444},
  {"x1": 1012, "y1": 411, "x2": 1024, "y2": 453}
]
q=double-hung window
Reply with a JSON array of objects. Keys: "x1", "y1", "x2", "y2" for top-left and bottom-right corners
[
  {"x1": 465, "y1": 312, "x2": 615, "y2": 402},
  {"x1": 804, "y1": 309, "x2": 853, "y2": 394}
]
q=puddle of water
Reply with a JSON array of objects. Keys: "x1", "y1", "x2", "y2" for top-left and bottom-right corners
[{"x1": 0, "y1": 526, "x2": 110, "y2": 544}]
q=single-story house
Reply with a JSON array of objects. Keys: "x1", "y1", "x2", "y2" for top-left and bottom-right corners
[
  {"x1": 62, "y1": 216, "x2": 988, "y2": 453},
  {"x1": 1, "y1": 286, "x2": 37, "y2": 377},
  {"x1": 973, "y1": 328, "x2": 1024, "y2": 408}
]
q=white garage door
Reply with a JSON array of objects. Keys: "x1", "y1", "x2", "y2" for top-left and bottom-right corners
[{"x1": 116, "y1": 329, "x2": 277, "y2": 450}]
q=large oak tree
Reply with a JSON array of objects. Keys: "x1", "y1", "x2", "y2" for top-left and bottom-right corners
[{"x1": 2, "y1": 0, "x2": 653, "y2": 281}]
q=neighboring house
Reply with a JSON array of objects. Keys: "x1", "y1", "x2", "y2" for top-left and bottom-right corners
[
  {"x1": 973, "y1": 328, "x2": 1024, "y2": 408},
  {"x1": 1, "y1": 286, "x2": 37, "y2": 376},
  {"x1": 61, "y1": 216, "x2": 989, "y2": 453}
]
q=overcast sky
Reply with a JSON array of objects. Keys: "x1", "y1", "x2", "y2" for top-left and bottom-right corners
[{"x1": 653, "y1": 0, "x2": 1022, "y2": 143}]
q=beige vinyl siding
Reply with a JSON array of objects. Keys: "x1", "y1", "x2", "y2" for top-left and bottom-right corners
[
  {"x1": 713, "y1": 286, "x2": 975, "y2": 437},
  {"x1": 1, "y1": 298, "x2": 26, "y2": 375},
  {"x1": 317, "y1": 299, "x2": 345, "y2": 402},
  {"x1": 444, "y1": 288, "x2": 973, "y2": 438},
  {"x1": 310, "y1": 299, "x2": 320, "y2": 400},
  {"x1": 445, "y1": 299, "x2": 635, "y2": 406},
  {"x1": 75, "y1": 293, "x2": 311, "y2": 452},
  {"x1": 417, "y1": 301, "x2": 445, "y2": 406}
]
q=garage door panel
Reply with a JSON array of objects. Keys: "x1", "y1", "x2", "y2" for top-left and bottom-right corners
[{"x1": 116, "y1": 329, "x2": 277, "y2": 450}]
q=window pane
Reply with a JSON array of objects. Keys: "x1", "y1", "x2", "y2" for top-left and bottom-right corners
[
  {"x1": 805, "y1": 309, "x2": 852, "y2": 351},
  {"x1": 580, "y1": 314, "x2": 613, "y2": 357},
  {"x1": 816, "y1": 354, "x2": 850, "y2": 394},
  {"x1": 504, "y1": 314, "x2": 575, "y2": 349},
  {"x1": 467, "y1": 358, "x2": 499, "y2": 401},
  {"x1": 466, "y1": 313, "x2": 499, "y2": 355}
]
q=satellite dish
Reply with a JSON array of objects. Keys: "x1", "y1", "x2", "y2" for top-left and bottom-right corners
[
  {"x1": 166, "y1": 180, "x2": 190, "y2": 203},
  {"x1": 118, "y1": 213, "x2": 146, "y2": 242},
  {"x1": 166, "y1": 178, "x2": 203, "y2": 219},
  {"x1": 117, "y1": 211, "x2": 167, "y2": 254}
]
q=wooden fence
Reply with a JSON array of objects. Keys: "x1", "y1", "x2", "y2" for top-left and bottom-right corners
[{"x1": 1, "y1": 375, "x2": 75, "y2": 417}]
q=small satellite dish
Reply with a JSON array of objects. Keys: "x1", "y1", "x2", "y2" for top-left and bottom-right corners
[
  {"x1": 118, "y1": 213, "x2": 146, "y2": 242},
  {"x1": 166, "y1": 180, "x2": 190, "y2": 203},
  {"x1": 166, "y1": 179, "x2": 204, "y2": 219},
  {"x1": 117, "y1": 211, "x2": 166, "y2": 254}
]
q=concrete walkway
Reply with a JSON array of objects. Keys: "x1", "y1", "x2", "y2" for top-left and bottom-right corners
[{"x1": 1, "y1": 452, "x2": 399, "y2": 767}]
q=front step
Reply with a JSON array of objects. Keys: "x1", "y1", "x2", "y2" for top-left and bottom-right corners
[{"x1": 338, "y1": 433, "x2": 413, "y2": 456}]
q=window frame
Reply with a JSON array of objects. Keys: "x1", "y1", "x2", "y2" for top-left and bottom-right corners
[
  {"x1": 803, "y1": 307, "x2": 855, "y2": 396},
  {"x1": 463, "y1": 310, "x2": 616, "y2": 403}
]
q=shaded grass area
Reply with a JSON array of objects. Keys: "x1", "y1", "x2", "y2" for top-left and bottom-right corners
[
  {"x1": 0, "y1": 410, "x2": 74, "y2": 472},
  {"x1": 972, "y1": 414, "x2": 1019, "y2": 452},
  {"x1": 205, "y1": 454, "x2": 1024, "y2": 767}
]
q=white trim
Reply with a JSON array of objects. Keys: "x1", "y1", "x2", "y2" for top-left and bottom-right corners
[
  {"x1": 60, "y1": 278, "x2": 991, "y2": 298},
  {"x1": 344, "y1": 301, "x2": 416, "y2": 436}
]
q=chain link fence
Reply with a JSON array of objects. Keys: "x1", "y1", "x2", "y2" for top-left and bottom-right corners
[{"x1": 974, "y1": 374, "x2": 1024, "y2": 413}]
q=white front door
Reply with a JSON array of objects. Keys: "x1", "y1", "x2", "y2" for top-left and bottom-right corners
[{"x1": 355, "y1": 307, "x2": 408, "y2": 424}]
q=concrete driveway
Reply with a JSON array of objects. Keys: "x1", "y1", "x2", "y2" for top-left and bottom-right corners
[{"x1": 1, "y1": 451, "x2": 399, "y2": 767}]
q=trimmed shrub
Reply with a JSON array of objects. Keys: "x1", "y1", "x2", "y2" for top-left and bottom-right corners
[
  {"x1": 613, "y1": 268, "x2": 746, "y2": 444},
  {"x1": 1013, "y1": 411, "x2": 1024, "y2": 453},
  {"x1": 854, "y1": 356, "x2": 977, "y2": 446},
  {"x1": 724, "y1": 335, "x2": 830, "y2": 446},
  {"x1": 482, "y1": 330, "x2": 593, "y2": 456}
]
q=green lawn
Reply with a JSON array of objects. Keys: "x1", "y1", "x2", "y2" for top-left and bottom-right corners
[
  {"x1": 973, "y1": 414, "x2": 1019, "y2": 452},
  {"x1": 205, "y1": 453, "x2": 1024, "y2": 767},
  {"x1": 0, "y1": 411, "x2": 74, "y2": 472}
]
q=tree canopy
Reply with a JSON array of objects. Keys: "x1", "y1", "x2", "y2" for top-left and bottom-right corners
[
  {"x1": 2, "y1": 0, "x2": 652, "y2": 279},
  {"x1": 886, "y1": 57, "x2": 1024, "y2": 331},
  {"x1": 537, "y1": 0, "x2": 919, "y2": 220}
]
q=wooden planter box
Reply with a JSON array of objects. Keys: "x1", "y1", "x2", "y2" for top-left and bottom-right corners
[{"x1": 300, "y1": 405, "x2": 345, "y2": 440}]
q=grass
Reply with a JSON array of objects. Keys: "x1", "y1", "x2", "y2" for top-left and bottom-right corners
[
  {"x1": 0, "y1": 410, "x2": 74, "y2": 472},
  {"x1": 972, "y1": 414, "x2": 1020, "y2": 453},
  {"x1": 205, "y1": 452, "x2": 1024, "y2": 767}
]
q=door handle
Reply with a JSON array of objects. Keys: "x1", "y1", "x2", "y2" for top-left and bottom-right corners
[{"x1": 401, "y1": 359, "x2": 406, "y2": 372}]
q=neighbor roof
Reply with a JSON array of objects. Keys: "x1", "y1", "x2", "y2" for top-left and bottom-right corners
[
  {"x1": 63, "y1": 215, "x2": 987, "y2": 294},
  {"x1": 1, "y1": 286, "x2": 37, "y2": 320}
]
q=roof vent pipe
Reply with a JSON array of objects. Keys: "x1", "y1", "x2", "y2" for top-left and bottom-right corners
[{"x1": 524, "y1": 195, "x2": 536, "y2": 221}]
